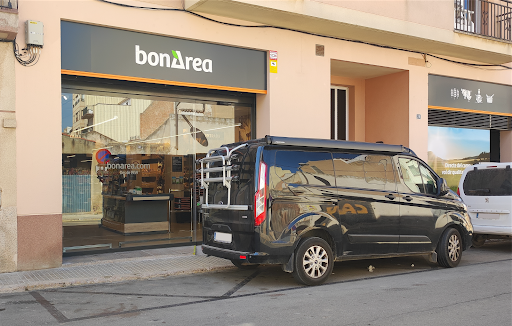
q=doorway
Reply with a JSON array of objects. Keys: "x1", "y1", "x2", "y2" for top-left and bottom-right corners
[{"x1": 331, "y1": 86, "x2": 348, "y2": 141}]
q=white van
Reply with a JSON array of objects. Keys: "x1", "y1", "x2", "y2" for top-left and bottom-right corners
[{"x1": 458, "y1": 163, "x2": 512, "y2": 247}]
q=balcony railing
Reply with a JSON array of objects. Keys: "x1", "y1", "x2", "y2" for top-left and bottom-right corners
[
  {"x1": 455, "y1": 0, "x2": 512, "y2": 41},
  {"x1": 82, "y1": 107, "x2": 94, "y2": 119},
  {"x1": 0, "y1": 0, "x2": 17, "y2": 10}
]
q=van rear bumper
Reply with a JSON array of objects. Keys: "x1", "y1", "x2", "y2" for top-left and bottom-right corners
[
  {"x1": 202, "y1": 245, "x2": 270, "y2": 264},
  {"x1": 473, "y1": 225, "x2": 512, "y2": 236}
]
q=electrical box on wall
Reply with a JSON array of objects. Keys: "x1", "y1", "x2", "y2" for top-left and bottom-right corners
[{"x1": 25, "y1": 20, "x2": 44, "y2": 46}]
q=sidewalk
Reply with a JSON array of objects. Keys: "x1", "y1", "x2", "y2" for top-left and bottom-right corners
[{"x1": 0, "y1": 246, "x2": 233, "y2": 294}]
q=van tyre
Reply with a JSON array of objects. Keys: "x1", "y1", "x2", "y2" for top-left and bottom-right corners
[
  {"x1": 231, "y1": 260, "x2": 259, "y2": 270},
  {"x1": 293, "y1": 237, "x2": 334, "y2": 286},
  {"x1": 437, "y1": 228, "x2": 462, "y2": 268}
]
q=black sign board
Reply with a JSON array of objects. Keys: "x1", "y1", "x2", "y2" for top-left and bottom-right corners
[
  {"x1": 429, "y1": 75, "x2": 512, "y2": 115},
  {"x1": 61, "y1": 21, "x2": 267, "y2": 93},
  {"x1": 172, "y1": 156, "x2": 183, "y2": 172}
]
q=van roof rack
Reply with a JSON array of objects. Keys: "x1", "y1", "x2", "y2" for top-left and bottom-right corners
[
  {"x1": 260, "y1": 135, "x2": 416, "y2": 155},
  {"x1": 220, "y1": 136, "x2": 415, "y2": 155}
]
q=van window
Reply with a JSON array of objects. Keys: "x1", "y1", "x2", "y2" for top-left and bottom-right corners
[
  {"x1": 332, "y1": 153, "x2": 395, "y2": 190},
  {"x1": 274, "y1": 151, "x2": 334, "y2": 186},
  {"x1": 398, "y1": 158, "x2": 438, "y2": 195},
  {"x1": 418, "y1": 163, "x2": 438, "y2": 195},
  {"x1": 463, "y1": 168, "x2": 512, "y2": 196}
]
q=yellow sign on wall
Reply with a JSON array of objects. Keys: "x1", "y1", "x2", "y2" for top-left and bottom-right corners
[{"x1": 269, "y1": 50, "x2": 277, "y2": 74}]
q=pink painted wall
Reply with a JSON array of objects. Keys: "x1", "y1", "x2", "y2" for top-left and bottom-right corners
[
  {"x1": 314, "y1": 0, "x2": 454, "y2": 30},
  {"x1": 365, "y1": 71, "x2": 410, "y2": 146},
  {"x1": 408, "y1": 68, "x2": 429, "y2": 161}
]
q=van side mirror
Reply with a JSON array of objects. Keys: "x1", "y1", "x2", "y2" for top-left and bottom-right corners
[{"x1": 437, "y1": 178, "x2": 449, "y2": 196}]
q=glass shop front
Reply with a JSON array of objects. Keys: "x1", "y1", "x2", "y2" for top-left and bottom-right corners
[{"x1": 61, "y1": 78, "x2": 255, "y2": 253}]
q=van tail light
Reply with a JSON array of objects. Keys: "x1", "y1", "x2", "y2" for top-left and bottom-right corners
[
  {"x1": 457, "y1": 187, "x2": 460, "y2": 196},
  {"x1": 254, "y1": 161, "x2": 267, "y2": 226}
]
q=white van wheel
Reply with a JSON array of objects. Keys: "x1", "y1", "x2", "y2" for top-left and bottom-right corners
[
  {"x1": 471, "y1": 235, "x2": 486, "y2": 248},
  {"x1": 293, "y1": 237, "x2": 333, "y2": 286},
  {"x1": 437, "y1": 228, "x2": 462, "y2": 268}
]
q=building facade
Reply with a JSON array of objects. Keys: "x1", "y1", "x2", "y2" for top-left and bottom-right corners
[{"x1": 0, "y1": 0, "x2": 511, "y2": 272}]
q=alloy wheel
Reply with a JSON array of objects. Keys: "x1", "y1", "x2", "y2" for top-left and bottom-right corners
[
  {"x1": 448, "y1": 234, "x2": 460, "y2": 262},
  {"x1": 302, "y1": 245, "x2": 329, "y2": 278}
]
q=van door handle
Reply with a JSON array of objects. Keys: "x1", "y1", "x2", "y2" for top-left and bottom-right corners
[
  {"x1": 403, "y1": 196, "x2": 413, "y2": 202},
  {"x1": 385, "y1": 194, "x2": 395, "y2": 200}
]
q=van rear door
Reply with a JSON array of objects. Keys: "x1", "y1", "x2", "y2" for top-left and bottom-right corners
[
  {"x1": 267, "y1": 149, "x2": 338, "y2": 237},
  {"x1": 461, "y1": 166, "x2": 512, "y2": 235},
  {"x1": 201, "y1": 144, "x2": 258, "y2": 253}
]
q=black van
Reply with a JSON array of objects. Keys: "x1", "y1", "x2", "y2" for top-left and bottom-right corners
[{"x1": 199, "y1": 136, "x2": 473, "y2": 285}]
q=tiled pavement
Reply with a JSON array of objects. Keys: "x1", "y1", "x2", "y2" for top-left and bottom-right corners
[{"x1": 0, "y1": 246, "x2": 233, "y2": 293}]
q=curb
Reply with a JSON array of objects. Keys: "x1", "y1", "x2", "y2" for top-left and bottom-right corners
[{"x1": 0, "y1": 255, "x2": 234, "y2": 294}]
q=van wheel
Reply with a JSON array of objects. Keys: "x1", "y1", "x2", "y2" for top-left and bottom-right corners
[
  {"x1": 231, "y1": 260, "x2": 259, "y2": 270},
  {"x1": 293, "y1": 237, "x2": 333, "y2": 286},
  {"x1": 437, "y1": 228, "x2": 462, "y2": 268},
  {"x1": 471, "y1": 235, "x2": 486, "y2": 248}
]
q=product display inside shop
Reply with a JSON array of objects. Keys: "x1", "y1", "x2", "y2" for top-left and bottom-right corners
[
  {"x1": 61, "y1": 90, "x2": 253, "y2": 252},
  {"x1": 99, "y1": 154, "x2": 201, "y2": 233}
]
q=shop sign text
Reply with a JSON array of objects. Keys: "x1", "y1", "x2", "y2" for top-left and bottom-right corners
[{"x1": 135, "y1": 45, "x2": 213, "y2": 73}]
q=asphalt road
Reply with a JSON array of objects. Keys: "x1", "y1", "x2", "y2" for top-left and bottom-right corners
[{"x1": 1, "y1": 239, "x2": 510, "y2": 326}]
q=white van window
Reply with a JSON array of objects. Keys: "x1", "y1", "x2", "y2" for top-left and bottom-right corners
[{"x1": 463, "y1": 168, "x2": 512, "y2": 196}]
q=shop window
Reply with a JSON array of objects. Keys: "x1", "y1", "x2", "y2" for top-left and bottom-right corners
[{"x1": 61, "y1": 90, "x2": 254, "y2": 253}]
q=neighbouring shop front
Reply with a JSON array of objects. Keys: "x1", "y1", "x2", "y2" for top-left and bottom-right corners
[
  {"x1": 60, "y1": 21, "x2": 266, "y2": 253},
  {"x1": 427, "y1": 75, "x2": 512, "y2": 191}
]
